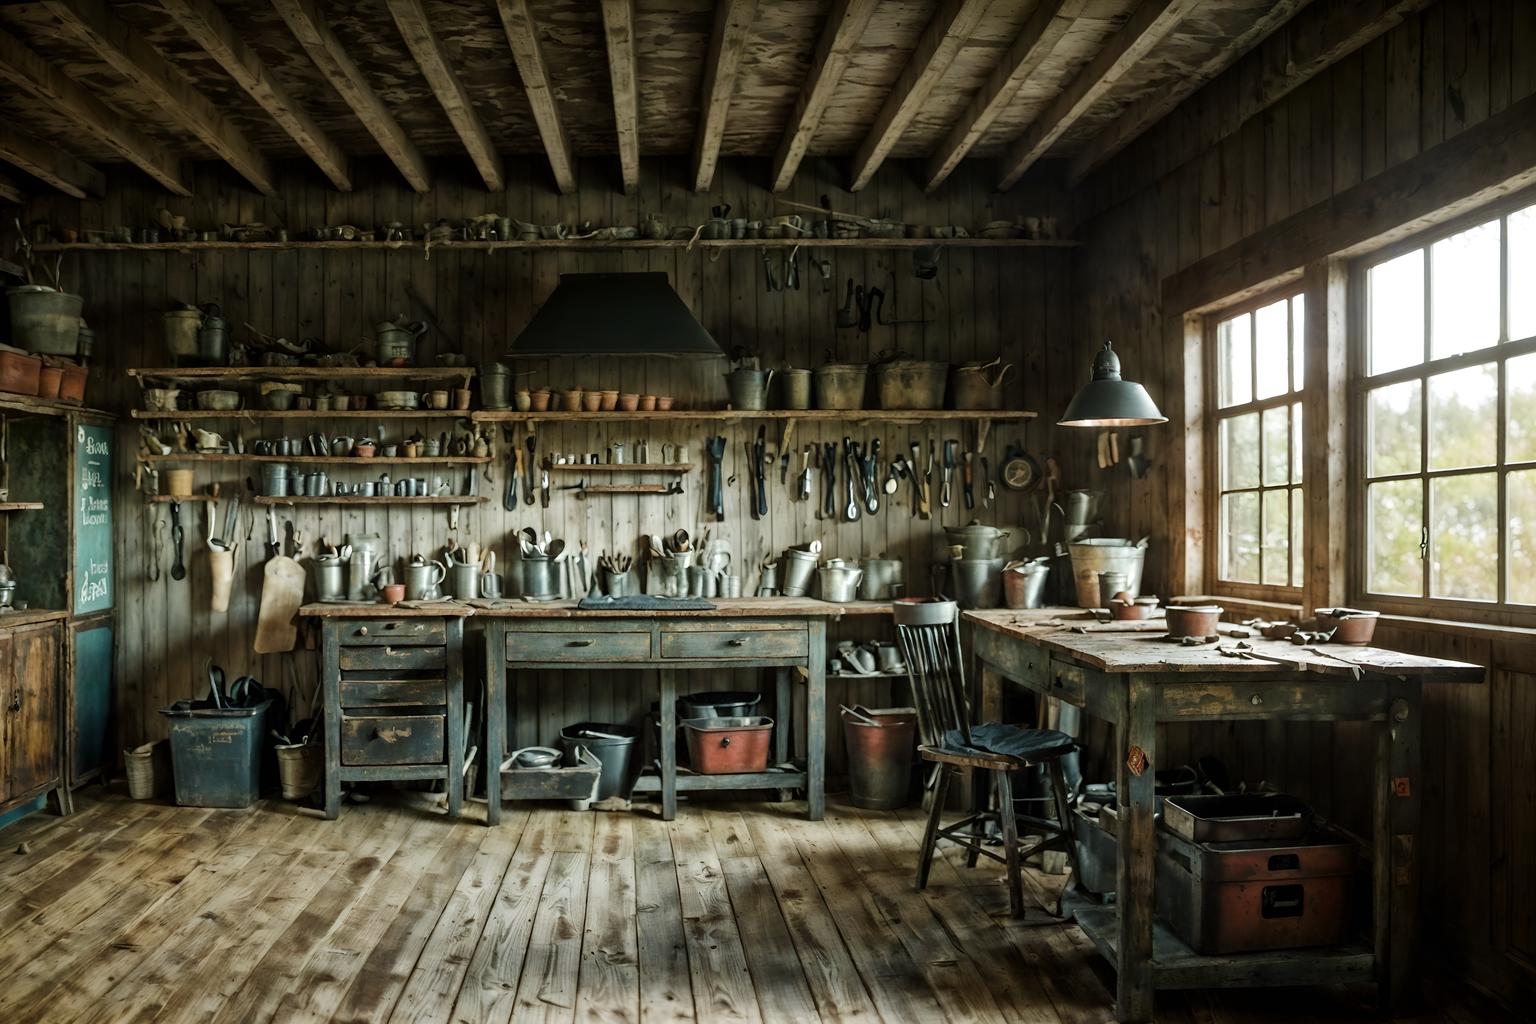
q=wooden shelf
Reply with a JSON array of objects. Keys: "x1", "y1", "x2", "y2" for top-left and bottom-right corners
[
  {"x1": 252, "y1": 495, "x2": 487, "y2": 506},
  {"x1": 472, "y1": 409, "x2": 1036, "y2": 423},
  {"x1": 143, "y1": 453, "x2": 492, "y2": 465},
  {"x1": 131, "y1": 409, "x2": 468, "y2": 420},
  {"x1": 129, "y1": 366, "x2": 473, "y2": 383},
  {"x1": 0, "y1": 502, "x2": 44, "y2": 511},
  {"x1": 0, "y1": 393, "x2": 107, "y2": 420},
  {"x1": 547, "y1": 463, "x2": 692, "y2": 473},
  {"x1": 145, "y1": 494, "x2": 217, "y2": 503},
  {"x1": 35, "y1": 237, "x2": 1079, "y2": 254}
]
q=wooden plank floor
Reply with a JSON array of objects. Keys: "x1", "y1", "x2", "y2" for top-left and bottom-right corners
[{"x1": 0, "y1": 789, "x2": 1515, "y2": 1024}]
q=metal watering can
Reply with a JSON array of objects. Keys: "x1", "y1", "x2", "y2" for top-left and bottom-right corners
[
  {"x1": 375, "y1": 317, "x2": 427, "y2": 366},
  {"x1": 404, "y1": 556, "x2": 446, "y2": 601},
  {"x1": 724, "y1": 368, "x2": 774, "y2": 411}
]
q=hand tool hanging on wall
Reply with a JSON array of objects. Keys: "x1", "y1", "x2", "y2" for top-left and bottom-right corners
[
  {"x1": 962, "y1": 451, "x2": 975, "y2": 510},
  {"x1": 506, "y1": 440, "x2": 520, "y2": 510},
  {"x1": 822, "y1": 442, "x2": 837, "y2": 519},
  {"x1": 941, "y1": 441, "x2": 958, "y2": 508},
  {"x1": 540, "y1": 458, "x2": 551, "y2": 508},
  {"x1": 863, "y1": 439, "x2": 880, "y2": 515},
  {"x1": 707, "y1": 435, "x2": 727, "y2": 522},
  {"x1": 208, "y1": 487, "x2": 239, "y2": 613},
  {"x1": 982, "y1": 456, "x2": 995, "y2": 508},
  {"x1": 911, "y1": 441, "x2": 931, "y2": 519},
  {"x1": 836, "y1": 279, "x2": 859, "y2": 329},
  {"x1": 761, "y1": 249, "x2": 781, "y2": 292},
  {"x1": 842, "y1": 437, "x2": 862, "y2": 522},
  {"x1": 752, "y1": 427, "x2": 769, "y2": 519},
  {"x1": 524, "y1": 434, "x2": 538, "y2": 506},
  {"x1": 169, "y1": 500, "x2": 186, "y2": 581},
  {"x1": 255, "y1": 506, "x2": 305, "y2": 654},
  {"x1": 798, "y1": 446, "x2": 813, "y2": 502}
]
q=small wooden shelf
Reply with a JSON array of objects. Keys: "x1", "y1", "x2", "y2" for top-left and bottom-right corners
[
  {"x1": 252, "y1": 495, "x2": 487, "y2": 506},
  {"x1": 145, "y1": 494, "x2": 217, "y2": 503},
  {"x1": 0, "y1": 502, "x2": 44, "y2": 511},
  {"x1": 132, "y1": 409, "x2": 468, "y2": 420},
  {"x1": 547, "y1": 463, "x2": 692, "y2": 474},
  {"x1": 142, "y1": 453, "x2": 493, "y2": 465},
  {"x1": 36, "y1": 237, "x2": 1079, "y2": 254},
  {"x1": 129, "y1": 366, "x2": 473, "y2": 383},
  {"x1": 472, "y1": 409, "x2": 1036, "y2": 423}
]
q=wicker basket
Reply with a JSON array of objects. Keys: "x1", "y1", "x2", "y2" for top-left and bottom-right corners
[{"x1": 124, "y1": 740, "x2": 171, "y2": 800}]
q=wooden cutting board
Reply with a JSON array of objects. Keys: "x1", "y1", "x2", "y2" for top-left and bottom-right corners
[{"x1": 254, "y1": 554, "x2": 307, "y2": 653}]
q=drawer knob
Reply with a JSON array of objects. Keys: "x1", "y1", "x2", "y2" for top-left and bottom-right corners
[
  {"x1": 728, "y1": 637, "x2": 748, "y2": 647},
  {"x1": 568, "y1": 639, "x2": 594, "y2": 647},
  {"x1": 357, "y1": 626, "x2": 369, "y2": 637}
]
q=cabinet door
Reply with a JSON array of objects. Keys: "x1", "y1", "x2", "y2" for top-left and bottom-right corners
[{"x1": 4, "y1": 626, "x2": 59, "y2": 800}]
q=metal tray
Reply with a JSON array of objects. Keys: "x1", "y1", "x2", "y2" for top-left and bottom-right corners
[{"x1": 1161, "y1": 793, "x2": 1312, "y2": 843}]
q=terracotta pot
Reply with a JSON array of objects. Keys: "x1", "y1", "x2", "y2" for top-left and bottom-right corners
[
  {"x1": 656, "y1": 396, "x2": 675, "y2": 411},
  {"x1": 599, "y1": 389, "x2": 619, "y2": 412},
  {"x1": 379, "y1": 583, "x2": 405, "y2": 605},
  {"x1": 1109, "y1": 592, "x2": 1149, "y2": 621},
  {"x1": 453, "y1": 387, "x2": 472, "y2": 410},
  {"x1": 530, "y1": 388, "x2": 552, "y2": 412},
  {"x1": 354, "y1": 443, "x2": 376, "y2": 458},
  {"x1": 562, "y1": 388, "x2": 585, "y2": 412},
  {"x1": 582, "y1": 392, "x2": 603, "y2": 412},
  {"x1": 1165, "y1": 604, "x2": 1222, "y2": 640},
  {"x1": 618, "y1": 393, "x2": 639, "y2": 411},
  {"x1": 1315, "y1": 607, "x2": 1379, "y2": 645},
  {"x1": 638, "y1": 395, "x2": 657, "y2": 411}
]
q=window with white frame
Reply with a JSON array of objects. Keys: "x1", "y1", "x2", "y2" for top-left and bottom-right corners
[
  {"x1": 1210, "y1": 293, "x2": 1305, "y2": 591},
  {"x1": 1360, "y1": 201, "x2": 1536, "y2": 608}
]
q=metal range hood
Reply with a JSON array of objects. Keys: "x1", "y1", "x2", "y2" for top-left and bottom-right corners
[{"x1": 507, "y1": 272, "x2": 724, "y2": 358}]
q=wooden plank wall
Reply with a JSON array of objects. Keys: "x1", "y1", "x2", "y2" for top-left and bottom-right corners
[
  {"x1": 1070, "y1": 0, "x2": 1536, "y2": 1009},
  {"x1": 16, "y1": 155, "x2": 1076, "y2": 779}
]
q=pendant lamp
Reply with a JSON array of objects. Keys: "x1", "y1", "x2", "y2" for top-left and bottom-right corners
[{"x1": 1058, "y1": 341, "x2": 1167, "y2": 427}]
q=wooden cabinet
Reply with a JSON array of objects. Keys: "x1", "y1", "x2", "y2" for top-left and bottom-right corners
[{"x1": 0, "y1": 618, "x2": 68, "y2": 815}]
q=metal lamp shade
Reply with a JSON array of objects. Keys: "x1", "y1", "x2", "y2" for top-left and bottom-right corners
[
  {"x1": 1058, "y1": 341, "x2": 1167, "y2": 427},
  {"x1": 507, "y1": 272, "x2": 724, "y2": 357}
]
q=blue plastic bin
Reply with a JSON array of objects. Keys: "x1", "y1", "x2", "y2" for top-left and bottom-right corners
[{"x1": 160, "y1": 700, "x2": 271, "y2": 808}]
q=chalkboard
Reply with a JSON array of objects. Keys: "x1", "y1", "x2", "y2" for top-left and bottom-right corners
[{"x1": 74, "y1": 424, "x2": 112, "y2": 614}]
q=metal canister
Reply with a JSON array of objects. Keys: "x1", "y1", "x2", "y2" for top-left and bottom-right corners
[{"x1": 260, "y1": 463, "x2": 289, "y2": 497}]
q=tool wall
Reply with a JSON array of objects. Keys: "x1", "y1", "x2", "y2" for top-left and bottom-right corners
[{"x1": 15, "y1": 156, "x2": 1083, "y2": 767}]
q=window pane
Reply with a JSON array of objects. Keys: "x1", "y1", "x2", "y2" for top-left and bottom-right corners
[
  {"x1": 1430, "y1": 221, "x2": 1501, "y2": 359},
  {"x1": 1430, "y1": 473, "x2": 1497, "y2": 601},
  {"x1": 1262, "y1": 489, "x2": 1290, "y2": 586},
  {"x1": 1262, "y1": 405, "x2": 1290, "y2": 485},
  {"x1": 1291, "y1": 294, "x2": 1305, "y2": 392},
  {"x1": 1221, "y1": 413, "x2": 1260, "y2": 489},
  {"x1": 1255, "y1": 299, "x2": 1290, "y2": 400},
  {"x1": 1428, "y1": 364, "x2": 1497, "y2": 470},
  {"x1": 1368, "y1": 479, "x2": 1423, "y2": 596},
  {"x1": 1509, "y1": 469, "x2": 1536, "y2": 604},
  {"x1": 1291, "y1": 402, "x2": 1303, "y2": 483},
  {"x1": 1368, "y1": 381, "x2": 1422, "y2": 477},
  {"x1": 1291, "y1": 487, "x2": 1304, "y2": 588},
  {"x1": 1218, "y1": 313, "x2": 1252, "y2": 407},
  {"x1": 1221, "y1": 492, "x2": 1260, "y2": 583},
  {"x1": 1508, "y1": 352, "x2": 1536, "y2": 464},
  {"x1": 1512, "y1": 204, "x2": 1536, "y2": 342},
  {"x1": 1369, "y1": 250, "x2": 1425, "y2": 374}
]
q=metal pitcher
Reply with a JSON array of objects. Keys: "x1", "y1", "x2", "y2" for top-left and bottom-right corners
[
  {"x1": 404, "y1": 557, "x2": 446, "y2": 601},
  {"x1": 375, "y1": 317, "x2": 427, "y2": 366},
  {"x1": 858, "y1": 556, "x2": 904, "y2": 601},
  {"x1": 724, "y1": 368, "x2": 774, "y2": 411},
  {"x1": 448, "y1": 562, "x2": 482, "y2": 600},
  {"x1": 817, "y1": 560, "x2": 863, "y2": 603}
]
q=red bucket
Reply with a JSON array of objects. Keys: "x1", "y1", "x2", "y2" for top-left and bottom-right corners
[{"x1": 683, "y1": 716, "x2": 773, "y2": 774}]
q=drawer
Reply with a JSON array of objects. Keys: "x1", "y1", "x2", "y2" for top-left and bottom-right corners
[
  {"x1": 659, "y1": 627, "x2": 808, "y2": 660},
  {"x1": 339, "y1": 645, "x2": 446, "y2": 671},
  {"x1": 1046, "y1": 658, "x2": 1087, "y2": 706},
  {"x1": 338, "y1": 619, "x2": 446, "y2": 647},
  {"x1": 340, "y1": 679, "x2": 447, "y2": 708},
  {"x1": 341, "y1": 711, "x2": 444, "y2": 766},
  {"x1": 506, "y1": 628, "x2": 652, "y2": 662}
]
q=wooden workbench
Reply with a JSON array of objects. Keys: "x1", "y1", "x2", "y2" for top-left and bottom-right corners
[
  {"x1": 476, "y1": 598, "x2": 867, "y2": 823},
  {"x1": 964, "y1": 608, "x2": 1485, "y2": 1024}
]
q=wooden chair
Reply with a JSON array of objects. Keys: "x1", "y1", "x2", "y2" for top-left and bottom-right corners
[{"x1": 894, "y1": 598, "x2": 1078, "y2": 918}]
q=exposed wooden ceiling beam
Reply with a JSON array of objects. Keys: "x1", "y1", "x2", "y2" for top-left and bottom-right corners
[
  {"x1": 923, "y1": 0, "x2": 1074, "y2": 193},
  {"x1": 770, "y1": 0, "x2": 878, "y2": 193},
  {"x1": 494, "y1": 0, "x2": 575, "y2": 194},
  {"x1": 996, "y1": 0, "x2": 1200, "y2": 191},
  {"x1": 0, "y1": 123, "x2": 103, "y2": 199},
  {"x1": 42, "y1": 0, "x2": 275, "y2": 196},
  {"x1": 1068, "y1": 0, "x2": 1313, "y2": 185},
  {"x1": 386, "y1": 0, "x2": 504, "y2": 191},
  {"x1": 0, "y1": 27, "x2": 189, "y2": 196},
  {"x1": 160, "y1": 0, "x2": 350, "y2": 191},
  {"x1": 848, "y1": 0, "x2": 992, "y2": 193},
  {"x1": 598, "y1": 0, "x2": 640, "y2": 195},
  {"x1": 0, "y1": 171, "x2": 24, "y2": 205},
  {"x1": 1081, "y1": 0, "x2": 1436, "y2": 208},
  {"x1": 692, "y1": 0, "x2": 757, "y2": 193},
  {"x1": 271, "y1": 0, "x2": 431, "y2": 193}
]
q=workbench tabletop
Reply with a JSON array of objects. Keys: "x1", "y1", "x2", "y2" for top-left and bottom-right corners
[
  {"x1": 964, "y1": 608, "x2": 1485, "y2": 680},
  {"x1": 299, "y1": 602, "x2": 474, "y2": 617},
  {"x1": 473, "y1": 596, "x2": 865, "y2": 618},
  {"x1": 0, "y1": 608, "x2": 71, "y2": 628}
]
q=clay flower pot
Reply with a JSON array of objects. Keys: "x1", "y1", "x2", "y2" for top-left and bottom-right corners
[
  {"x1": 530, "y1": 389, "x2": 552, "y2": 412},
  {"x1": 618, "y1": 393, "x2": 640, "y2": 412},
  {"x1": 582, "y1": 391, "x2": 603, "y2": 412},
  {"x1": 562, "y1": 388, "x2": 585, "y2": 412},
  {"x1": 638, "y1": 395, "x2": 657, "y2": 411},
  {"x1": 655, "y1": 396, "x2": 675, "y2": 411},
  {"x1": 599, "y1": 389, "x2": 619, "y2": 412}
]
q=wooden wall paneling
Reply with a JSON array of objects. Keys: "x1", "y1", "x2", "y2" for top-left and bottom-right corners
[{"x1": 1419, "y1": 2, "x2": 1445, "y2": 150}]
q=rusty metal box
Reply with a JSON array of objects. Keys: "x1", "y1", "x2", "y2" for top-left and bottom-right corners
[{"x1": 1155, "y1": 827, "x2": 1356, "y2": 954}]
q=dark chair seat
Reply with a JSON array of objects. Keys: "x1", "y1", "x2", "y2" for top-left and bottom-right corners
[{"x1": 939, "y1": 724, "x2": 1075, "y2": 763}]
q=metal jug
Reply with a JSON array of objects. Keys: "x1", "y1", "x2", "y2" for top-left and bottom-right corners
[
  {"x1": 817, "y1": 560, "x2": 863, "y2": 603},
  {"x1": 312, "y1": 556, "x2": 346, "y2": 602},
  {"x1": 404, "y1": 557, "x2": 446, "y2": 601},
  {"x1": 724, "y1": 368, "x2": 774, "y2": 411},
  {"x1": 858, "y1": 556, "x2": 904, "y2": 600},
  {"x1": 375, "y1": 317, "x2": 427, "y2": 366},
  {"x1": 448, "y1": 562, "x2": 481, "y2": 600}
]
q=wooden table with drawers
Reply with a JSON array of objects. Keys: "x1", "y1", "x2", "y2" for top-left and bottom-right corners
[
  {"x1": 305, "y1": 604, "x2": 470, "y2": 821},
  {"x1": 478, "y1": 598, "x2": 848, "y2": 825}
]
